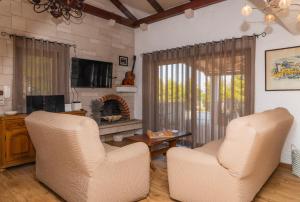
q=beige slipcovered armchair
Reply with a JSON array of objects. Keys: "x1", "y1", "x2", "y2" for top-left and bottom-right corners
[
  {"x1": 25, "y1": 111, "x2": 150, "y2": 202},
  {"x1": 167, "y1": 108, "x2": 294, "y2": 202}
]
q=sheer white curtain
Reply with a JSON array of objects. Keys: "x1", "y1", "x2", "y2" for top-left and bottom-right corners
[
  {"x1": 143, "y1": 36, "x2": 256, "y2": 147},
  {"x1": 12, "y1": 36, "x2": 71, "y2": 113}
]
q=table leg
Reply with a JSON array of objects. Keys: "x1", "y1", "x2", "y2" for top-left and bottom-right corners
[
  {"x1": 149, "y1": 146, "x2": 156, "y2": 171},
  {"x1": 150, "y1": 163, "x2": 156, "y2": 171},
  {"x1": 169, "y1": 139, "x2": 177, "y2": 147}
]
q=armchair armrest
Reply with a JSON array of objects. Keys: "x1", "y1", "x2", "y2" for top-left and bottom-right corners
[{"x1": 106, "y1": 142, "x2": 150, "y2": 163}]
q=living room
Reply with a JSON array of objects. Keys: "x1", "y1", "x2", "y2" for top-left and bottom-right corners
[{"x1": 1, "y1": 0, "x2": 300, "y2": 201}]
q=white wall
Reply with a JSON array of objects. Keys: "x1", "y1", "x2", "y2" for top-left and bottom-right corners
[{"x1": 134, "y1": 0, "x2": 300, "y2": 164}]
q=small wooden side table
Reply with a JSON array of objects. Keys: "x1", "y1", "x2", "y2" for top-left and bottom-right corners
[{"x1": 126, "y1": 131, "x2": 192, "y2": 159}]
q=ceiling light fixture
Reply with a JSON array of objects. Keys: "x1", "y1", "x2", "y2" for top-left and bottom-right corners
[
  {"x1": 28, "y1": 0, "x2": 85, "y2": 21},
  {"x1": 241, "y1": 0, "x2": 300, "y2": 25},
  {"x1": 108, "y1": 19, "x2": 116, "y2": 26},
  {"x1": 184, "y1": 9, "x2": 194, "y2": 19},
  {"x1": 241, "y1": 4, "x2": 253, "y2": 16},
  {"x1": 140, "y1": 23, "x2": 148, "y2": 31},
  {"x1": 297, "y1": 14, "x2": 300, "y2": 22},
  {"x1": 265, "y1": 13, "x2": 276, "y2": 24}
]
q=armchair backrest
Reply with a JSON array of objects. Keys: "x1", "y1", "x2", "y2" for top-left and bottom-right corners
[
  {"x1": 218, "y1": 108, "x2": 294, "y2": 178},
  {"x1": 25, "y1": 111, "x2": 105, "y2": 176}
]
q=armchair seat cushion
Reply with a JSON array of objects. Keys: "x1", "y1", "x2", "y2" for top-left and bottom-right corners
[
  {"x1": 103, "y1": 143, "x2": 119, "y2": 152},
  {"x1": 194, "y1": 139, "x2": 224, "y2": 156}
]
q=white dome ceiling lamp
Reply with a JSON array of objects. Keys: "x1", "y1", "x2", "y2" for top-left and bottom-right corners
[
  {"x1": 241, "y1": 0, "x2": 300, "y2": 23},
  {"x1": 140, "y1": 23, "x2": 148, "y2": 31},
  {"x1": 184, "y1": 8, "x2": 194, "y2": 19},
  {"x1": 108, "y1": 19, "x2": 116, "y2": 26}
]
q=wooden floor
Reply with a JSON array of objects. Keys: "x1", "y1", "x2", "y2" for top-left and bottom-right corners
[{"x1": 0, "y1": 159, "x2": 300, "y2": 202}]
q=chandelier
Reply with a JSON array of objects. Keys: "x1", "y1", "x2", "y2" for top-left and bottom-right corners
[
  {"x1": 241, "y1": 0, "x2": 300, "y2": 24},
  {"x1": 28, "y1": 0, "x2": 85, "y2": 21}
]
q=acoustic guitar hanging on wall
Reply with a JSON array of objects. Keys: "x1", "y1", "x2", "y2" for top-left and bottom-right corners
[{"x1": 122, "y1": 55, "x2": 136, "y2": 86}]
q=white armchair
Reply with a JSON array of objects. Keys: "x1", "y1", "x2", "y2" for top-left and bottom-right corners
[
  {"x1": 25, "y1": 111, "x2": 150, "y2": 202},
  {"x1": 167, "y1": 108, "x2": 294, "y2": 202}
]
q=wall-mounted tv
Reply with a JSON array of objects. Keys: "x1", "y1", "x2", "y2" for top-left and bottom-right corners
[{"x1": 71, "y1": 58, "x2": 113, "y2": 88}]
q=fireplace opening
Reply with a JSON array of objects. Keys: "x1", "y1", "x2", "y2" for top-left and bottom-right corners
[
  {"x1": 101, "y1": 100, "x2": 121, "y2": 117},
  {"x1": 92, "y1": 94, "x2": 131, "y2": 125}
]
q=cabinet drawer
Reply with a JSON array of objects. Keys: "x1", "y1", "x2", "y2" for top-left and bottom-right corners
[{"x1": 5, "y1": 119, "x2": 26, "y2": 130}]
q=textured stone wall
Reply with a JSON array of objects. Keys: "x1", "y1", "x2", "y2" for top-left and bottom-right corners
[{"x1": 0, "y1": 0, "x2": 135, "y2": 117}]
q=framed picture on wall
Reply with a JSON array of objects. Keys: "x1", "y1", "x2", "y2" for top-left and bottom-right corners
[
  {"x1": 265, "y1": 46, "x2": 300, "y2": 91},
  {"x1": 119, "y1": 56, "x2": 128, "y2": 66}
]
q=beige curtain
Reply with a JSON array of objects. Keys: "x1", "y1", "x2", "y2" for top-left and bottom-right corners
[
  {"x1": 143, "y1": 36, "x2": 256, "y2": 147},
  {"x1": 12, "y1": 36, "x2": 70, "y2": 113}
]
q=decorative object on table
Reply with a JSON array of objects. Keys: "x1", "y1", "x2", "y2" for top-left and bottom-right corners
[
  {"x1": 64, "y1": 104, "x2": 72, "y2": 112},
  {"x1": 71, "y1": 101, "x2": 82, "y2": 111},
  {"x1": 265, "y1": 46, "x2": 300, "y2": 91},
  {"x1": 91, "y1": 99, "x2": 103, "y2": 124},
  {"x1": 146, "y1": 129, "x2": 174, "y2": 139},
  {"x1": 28, "y1": 0, "x2": 85, "y2": 21},
  {"x1": 113, "y1": 134, "x2": 124, "y2": 142},
  {"x1": 122, "y1": 55, "x2": 136, "y2": 86},
  {"x1": 291, "y1": 144, "x2": 300, "y2": 177},
  {"x1": 119, "y1": 56, "x2": 129, "y2": 66},
  {"x1": 241, "y1": 0, "x2": 300, "y2": 25},
  {"x1": 4, "y1": 111, "x2": 18, "y2": 116}
]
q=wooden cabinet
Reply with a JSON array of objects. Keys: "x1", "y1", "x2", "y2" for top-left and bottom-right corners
[
  {"x1": 0, "y1": 110, "x2": 86, "y2": 170},
  {"x1": 5, "y1": 127, "x2": 35, "y2": 164}
]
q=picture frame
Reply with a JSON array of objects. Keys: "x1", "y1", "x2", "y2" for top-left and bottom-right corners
[
  {"x1": 119, "y1": 56, "x2": 128, "y2": 66},
  {"x1": 265, "y1": 46, "x2": 300, "y2": 91}
]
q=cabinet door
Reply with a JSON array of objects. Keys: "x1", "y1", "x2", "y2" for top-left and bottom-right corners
[{"x1": 4, "y1": 128, "x2": 35, "y2": 163}]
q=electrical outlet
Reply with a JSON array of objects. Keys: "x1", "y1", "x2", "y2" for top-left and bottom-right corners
[
  {"x1": 0, "y1": 91, "x2": 4, "y2": 106},
  {"x1": 3, "y1": 86, "x2": 10, "y2": 99}
]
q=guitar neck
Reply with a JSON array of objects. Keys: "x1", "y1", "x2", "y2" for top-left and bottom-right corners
[{"x1": 131, "y1": 56, "x2": 136, "y2": 72}]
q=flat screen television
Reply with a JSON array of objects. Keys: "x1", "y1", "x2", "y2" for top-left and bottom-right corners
[
  {"x1": 71, "y1": 58, "x2": 113, "y2": 88},
  {"x1": 26, "y1": 95, "x2": 65, "y2": 114}
]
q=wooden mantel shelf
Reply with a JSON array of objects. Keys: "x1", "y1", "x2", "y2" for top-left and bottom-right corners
[{"x1": 115, "y1": 86, "x2": 137, "y2": 93}]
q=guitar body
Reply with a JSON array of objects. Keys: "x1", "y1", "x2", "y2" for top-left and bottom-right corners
[
  {"x1": 122, "y1": 56, "x2": 136, "y2": 86},
  {"x1": 122, "y1": 71, "x2": 135, "y2": 85}
]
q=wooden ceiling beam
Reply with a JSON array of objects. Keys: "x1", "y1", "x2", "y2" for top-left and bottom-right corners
[
  {"x1": 133, "y1": 0, "x2": 225, "y2": 27},
  {"x1": 83, "y1": 3, "x2": 134, "y2": 27},
  {"x1": 110, "y1": 0, "x2": 138, "y2": 21},
  {"x1": 146, "y1": 0, "x2": 164, "y2": 13}
]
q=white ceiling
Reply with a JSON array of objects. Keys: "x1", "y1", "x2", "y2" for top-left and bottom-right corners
[{"x1": 86, "y1": 0, "x2": 191, "y2": 20}]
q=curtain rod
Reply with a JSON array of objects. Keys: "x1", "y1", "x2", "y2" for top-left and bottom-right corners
[
  {"x1": 141, "y1": 32, "x2": 267, "y2": 56},
  {"x1": 0, "y1": 31, "x2": 77, "y2": 48}
]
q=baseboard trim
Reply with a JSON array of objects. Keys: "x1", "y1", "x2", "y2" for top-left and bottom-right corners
[{"x1": 279, "y1": 162, "x2": 292, "y2": 170}]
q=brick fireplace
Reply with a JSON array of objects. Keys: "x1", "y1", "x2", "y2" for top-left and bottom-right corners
[
  {"x1": 97, "y1": 94, "x2": 142, "y2": 138},
  {"x1": 99, "y1": 94, "x2": 131, "y2": 120}
]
